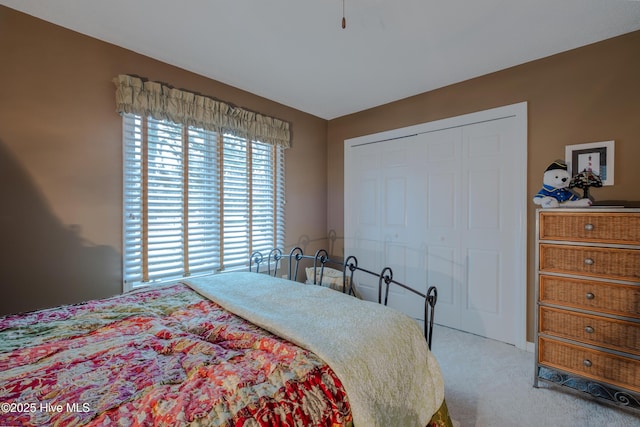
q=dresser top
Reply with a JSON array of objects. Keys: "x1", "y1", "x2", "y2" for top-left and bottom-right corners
[{"x1": 537, "y1": 207, "x2": 640, "y2": 213}]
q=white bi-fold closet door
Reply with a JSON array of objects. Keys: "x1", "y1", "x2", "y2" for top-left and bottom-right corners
[{"x1": 344, "y1": 103, "x2": 527, "y2": 348}]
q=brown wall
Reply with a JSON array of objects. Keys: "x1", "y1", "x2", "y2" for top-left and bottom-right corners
[
  {"x1": 0, "y1": 7, "x2": 328, "y2": 315},
  {"x1": 327, "y1": 30, "x2": 640, "y2": 341}
]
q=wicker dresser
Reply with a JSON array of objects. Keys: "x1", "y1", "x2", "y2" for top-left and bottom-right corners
[{"x1": 534, "y1": 208, "x2": 640, "y2": 411}]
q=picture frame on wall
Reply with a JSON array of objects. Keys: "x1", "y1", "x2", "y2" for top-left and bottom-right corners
[{"x1": 565, "y1": 140, "x2": 615, "y2": 186}]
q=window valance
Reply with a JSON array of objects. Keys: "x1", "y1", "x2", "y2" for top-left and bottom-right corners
[{"x1": 113, "y1": 74, "x2": 291, "y2": 148}]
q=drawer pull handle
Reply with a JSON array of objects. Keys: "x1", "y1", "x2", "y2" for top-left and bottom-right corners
[
  {"x1": 584, "y1": 223, "x2": 594, "y2": 231},
  {"x1": 586, "y1": 292, "x2": 595, "y2": 300},
  {"x1": 584, "y1": 258, "x2": 594, "y2": 265},
  {"x1": 583, "y1": 359, "x2": 592, "y2": 368},
  {"x1": 585, "y1": 326, "x2": 594, "y2": 334}
]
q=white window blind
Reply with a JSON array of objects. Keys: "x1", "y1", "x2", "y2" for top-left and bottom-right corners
[{"x1": 123, "y1": 114, "x2": 285, "y2": 290}]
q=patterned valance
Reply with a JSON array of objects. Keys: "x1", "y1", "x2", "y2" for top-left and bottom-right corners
[{"x1": 113, "y1": 75, "x2": 291, "y2": 148}]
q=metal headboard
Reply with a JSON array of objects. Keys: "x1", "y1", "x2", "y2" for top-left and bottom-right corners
[
  {"x1": 249, "y1": 248, "x2": 284, "y2": 277},
  {"x1": 377, "y1": 266, "x2": 438, "y2": 349},
  {"x1": 250, "y1": 247, "x2": 358, "y2": 295},
  {"x1": 249, "y1": 247, "x2": 438, "y2": 349}
]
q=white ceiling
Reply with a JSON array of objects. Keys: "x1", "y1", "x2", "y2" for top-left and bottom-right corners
[{"x1": 2, "y1": 0, "x2": 640, "y2": 119}]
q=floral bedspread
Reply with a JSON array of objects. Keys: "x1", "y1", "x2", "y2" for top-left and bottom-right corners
[{"x1": 0, "y1": 283, "x2": 352, "y2": 426}]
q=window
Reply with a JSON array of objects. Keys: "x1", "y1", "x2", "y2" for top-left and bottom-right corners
[{"x1": 123, "y1": 114, "x2": 285, "y2": 290}]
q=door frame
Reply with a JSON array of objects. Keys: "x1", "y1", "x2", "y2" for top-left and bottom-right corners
[{"x1": 345, "y1": 102, "x2": 528, "y2": 350}]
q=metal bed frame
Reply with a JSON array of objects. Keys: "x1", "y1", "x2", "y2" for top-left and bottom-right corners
[{"x1": 250, "y1": 247, "x2": 438, "y2": 349}]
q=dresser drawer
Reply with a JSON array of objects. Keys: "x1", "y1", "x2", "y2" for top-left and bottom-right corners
[
  {"x1": 539, "y1": 306, "x2": 640, "y2": 356},
  {"x1": 539, "y1": 275, "x2": 640, "y2": 318},
  {"x1": 539, "y1": 212, "x2": 640, "y2": 245},
  {"x1": 539, "y1": 244, "x2": 640, "y2": 282},
  {"x1": 538, "y1": 337, "x2": 640, "y2": 392}
]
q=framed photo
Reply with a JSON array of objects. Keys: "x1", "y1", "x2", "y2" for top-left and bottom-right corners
[{"x1": 565, "y1": 140, "x2": 615, "y2": 186}]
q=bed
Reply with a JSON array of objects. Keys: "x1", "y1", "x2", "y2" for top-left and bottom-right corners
[{"x1": 0, "y1": 248, "x2": 452, "y2": 427}]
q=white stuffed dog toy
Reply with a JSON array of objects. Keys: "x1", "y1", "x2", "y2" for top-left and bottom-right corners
[{"x1": 533, "y1": 160, "x2": 592, "y2": 208}]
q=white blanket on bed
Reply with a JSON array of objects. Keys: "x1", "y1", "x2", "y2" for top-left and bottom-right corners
[{"x1": 184, "y1": 272, "x2": 445, "y2": 427}]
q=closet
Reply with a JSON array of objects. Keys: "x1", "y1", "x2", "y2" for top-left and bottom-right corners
[{"x1": 344, "y1": 103, "x2": 527, "y2": 347}]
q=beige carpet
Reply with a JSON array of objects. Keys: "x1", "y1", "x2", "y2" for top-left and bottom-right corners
[{"x1": 430, "y1": 325, "x2": 640, "y2": 427}]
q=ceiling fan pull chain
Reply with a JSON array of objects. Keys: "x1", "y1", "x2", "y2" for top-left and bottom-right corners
[{"x1": 342, "y1": 0, "x2": 347, "y2": 29}]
